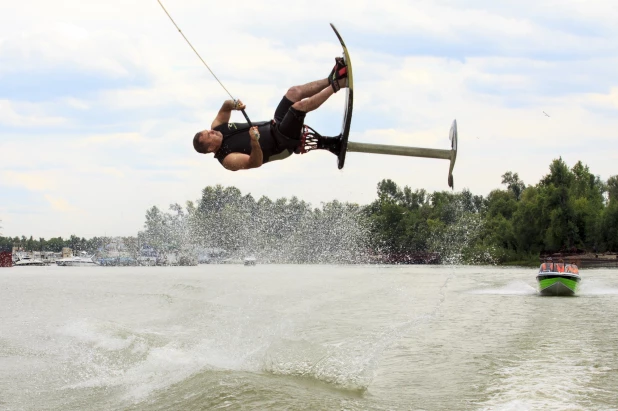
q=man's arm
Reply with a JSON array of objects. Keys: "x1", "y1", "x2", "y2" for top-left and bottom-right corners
[
  {"x1": 211, "y1": 99, "x2": 246, "y2": 129},
  {"x1": 222, "y1": 126, "x2": 263, "y2": 171}
]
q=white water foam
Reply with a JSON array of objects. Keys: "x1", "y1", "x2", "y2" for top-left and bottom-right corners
[
  {"x1": 59, "y1": 320, "x2": 138, "y2": 352},
  {"x1": 475, "y1": 338, "x2": 611, "y2": 411},
  {"x1": 257, "y1": 272, "x2": 451, "y2": 392},
  {"x1": 58, "y1": 313, "x2": 296, "y2": 402},
  {"x1": 478, "y1": 399, "x2": 583, "y2": 411},
  {"x1": 468, "y1": 280, "x2": 538, "y2": 296},
  {"x1": 59, "y1": 319, "x2": 210, "y2": 401},
  {"x1": 261, "y1": 314, "x2": 432, "y2": 392},
  {"x1": 577, "y1": 278, "x2": 618, "y2": 296}
]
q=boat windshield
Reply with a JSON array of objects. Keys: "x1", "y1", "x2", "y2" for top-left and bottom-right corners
[{"x1": 539, "y1": 262, "x2": 579, "y2": 274}]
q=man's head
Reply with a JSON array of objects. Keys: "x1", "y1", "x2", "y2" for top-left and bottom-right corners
[{"x1": 193, "y1": 129, "x2": 223, "y2": 154}]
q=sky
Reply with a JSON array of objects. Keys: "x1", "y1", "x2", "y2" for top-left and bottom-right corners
[{"x1": 1, "y1": 0, "x2": 617, "y2": 238}]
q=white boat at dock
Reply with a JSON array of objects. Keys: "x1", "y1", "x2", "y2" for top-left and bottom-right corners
[
  {"x1": 56, "y1": 253, "x2": 99, "y2": 267},
  {"x1": 13, "y1": 255, "x2": 47, "y2": 266}
]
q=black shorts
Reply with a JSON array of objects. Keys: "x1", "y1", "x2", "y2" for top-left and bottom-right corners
[{"x1": 272, "y1": 96, "x2": 306, "y2": 150}]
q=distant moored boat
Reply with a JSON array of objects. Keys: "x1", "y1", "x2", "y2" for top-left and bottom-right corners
[
  {"x1": 56, "y1": 254, "x2": 99, "y2": 267},
  {"x1": 13, "y1": 255, "x2": 47, "y2": 266}
]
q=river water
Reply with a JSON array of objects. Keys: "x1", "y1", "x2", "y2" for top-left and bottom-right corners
[{"x1": 1, "y1": 265, "x2": 618, "y2": 410}]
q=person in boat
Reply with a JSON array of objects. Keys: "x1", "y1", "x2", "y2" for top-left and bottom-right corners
[
  {"x1": 556, "y1": 260, "x2": 565, "y2": 272},
  {"x1": 192, "y1": 58, "x2": 349, "y2": 171},
  {"x1": 541, "y1": 257, "x2": 554, "y2": 272}
]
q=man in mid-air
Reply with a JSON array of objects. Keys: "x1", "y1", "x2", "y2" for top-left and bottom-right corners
[{"x1": 192, "y1": 58, "x2": 348, "y2": 171}]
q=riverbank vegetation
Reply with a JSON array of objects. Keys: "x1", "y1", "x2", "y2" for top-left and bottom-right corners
[
  {"x1": 366, "y1": 158, "x2": 617, "y2": 264},
  {"x1": 1, "y1": 157, "x2": 616, "y2": 265}
]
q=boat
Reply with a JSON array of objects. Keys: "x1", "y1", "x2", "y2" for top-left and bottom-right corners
[
  {"x1": 536, "y1": 259, "x2": 581, "y2": 296},
  {"x1": 56, "y1": 253, "x2": 99, "y2": 267},
  {"x1": 13, "y1": 255, "x2": 47, "y2": 266}
]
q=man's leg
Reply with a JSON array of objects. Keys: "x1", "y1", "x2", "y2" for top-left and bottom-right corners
[
  {"x1": 275, "y1": 78, "x2": 346, "y2": 141},
  {"x1": 291, "y1": 80, "x2": 346, "y2": 113},
  {"x1": 271, "y1": 60, "x2": 348, "y2": 149},
  {"x1": 285, "y1": 78, "x2": 347, "y2": 105},
  {"x1": 283, "y1": 57, "x2": 348, "y2": 110},
  {"x1": 273, "y1": 77, "x2": 347, "y2": 125},
  {"x1": 284, "y1": 79, "x2": 330, "y2": 103}
]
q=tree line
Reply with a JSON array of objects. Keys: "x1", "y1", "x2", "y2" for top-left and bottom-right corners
[
  {"x1": 364, "y1": 158, "x2": 617, "y2": 264},
  {"x1": 0, "y1": 235, "x2": 139, "y2": 256},
  {"x1": 1, "y1": 157, "x2": 616, "y2": 264}
]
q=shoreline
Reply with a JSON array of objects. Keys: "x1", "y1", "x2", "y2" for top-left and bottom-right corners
[{"x1": 537, "y1": 252, "x2": 618, "y2": 269}]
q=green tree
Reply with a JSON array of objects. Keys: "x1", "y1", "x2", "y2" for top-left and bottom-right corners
[
  {"x1": 47, "y1": 237, "x2": 65, "y2": 252},
  {"x1": 540, "y1": 158, "x2": 579, "y2": 251},
  {"x1": 601, "y1": 202, "x2": 618, "y2": 251},
  {"x1": 486, "y1": 189, "x2": 518, "y2": 220},
  {"x1": 512, "y1": 186, "x2": 545, "y2": 254},
  {"x1": 377, "y1": 179, "x2": 404, "y2": 203},
  {"x1": 501, "y1": 171, "x2": 526, "y2": 200},
  {"x1": 144, "y1": 206, "x2": 165, "y2": 250},
  {"x1": 607, "y1": 175, "x2": 618, "y2": 205}
]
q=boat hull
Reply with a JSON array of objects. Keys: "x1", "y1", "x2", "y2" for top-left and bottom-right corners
[
  {"x1": 55, "y1": 256, "x2": 98, "y2": 267},
  {"x1": 14, "y1": 261, "x2": 47, "y2": 266},
  {"x1": 56, "y1": 261, "x2": 98, "y2": 267},
  {"x1": 537, "y1": 275, "x2": 580, "y2": 296}
]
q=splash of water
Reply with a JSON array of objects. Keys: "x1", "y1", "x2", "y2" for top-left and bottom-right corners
[
  {"x1": 468, "y1": 280, "x2": 538, "y2": 296},
  {"x1": 142, "y1": 188, "x2": 373, "y2": 265}
]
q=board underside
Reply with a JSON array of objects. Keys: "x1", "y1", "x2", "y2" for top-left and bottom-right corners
[{"x1": 330, "y1": 23, "x2": 353, "y2": 170}]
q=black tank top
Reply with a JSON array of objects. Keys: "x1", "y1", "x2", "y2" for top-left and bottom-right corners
[{"x1": 214, "y1": 122, "x2": 278, "y2": 165}]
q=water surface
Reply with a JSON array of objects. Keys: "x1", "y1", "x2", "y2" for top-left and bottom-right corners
[{"x1": 1, "y1": 265, "x2": 618, "y2": 410}]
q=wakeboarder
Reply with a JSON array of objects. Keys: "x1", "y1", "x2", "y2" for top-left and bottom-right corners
[{"x1": 192, "y1": 60, "x2": 348, "y2": 171}]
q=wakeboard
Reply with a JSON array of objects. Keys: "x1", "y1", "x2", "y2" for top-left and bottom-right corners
[{"x1": 330, "y1": 23, "x2": 353, "y2": 170}]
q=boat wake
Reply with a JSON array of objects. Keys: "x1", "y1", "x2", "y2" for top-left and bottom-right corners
[
  {"x1": 468, "y1": 280, "x2": 537, "y2": 296},
  {"x1": 577, "y1": 279, "x2": 618, "y2": 296},
  {"x1": 58, "y1": 319, "x2": 214, "y2": 402},
  {"x1": 475, "y1": 337, "x2": 611, "y2": 411},
  {"x1": 57, "y1": 307, "x2": 423, "y2": 403},
  {"x1": 468, "y1": 278, "x2": 618, "y2": 297},
  {"x1": 261, "y1": 313, "x2": 430, "y2": 392},
  {"x1": 261, "y1": 339, "x2": 373, "y2": 391}
]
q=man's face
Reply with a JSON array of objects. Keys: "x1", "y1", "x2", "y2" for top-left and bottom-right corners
[{"x1": 200, "y1": 130, "x2": 223, "y2": 153}]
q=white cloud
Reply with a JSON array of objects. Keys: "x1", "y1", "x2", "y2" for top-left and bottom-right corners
[
  {"x1": 44, "y1": 195, "x2": 80, "y2": 212},
  {"x1": 80, "y1": 132, "x2": 146, "y2": 146},
  {"x1": 587, "y1": 87, "x2": 618, "y2": 110},
  {"x1": 0, "y1": 100, "x2": 67, "y2": 127},
  {"x1": 62, "y1": 97, "x2": 91, "y2": 111},
  {"x1": 1, "y1": 171, "x2": 58, "y2": 192},
  {"x1": 1, "y1": 0, "x2": 618, "y2": 237}
]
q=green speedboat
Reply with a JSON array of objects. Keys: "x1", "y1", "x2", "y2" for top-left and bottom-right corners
[{"x1": 536, "y1": 261, "x2": 581, "y2": 296}]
